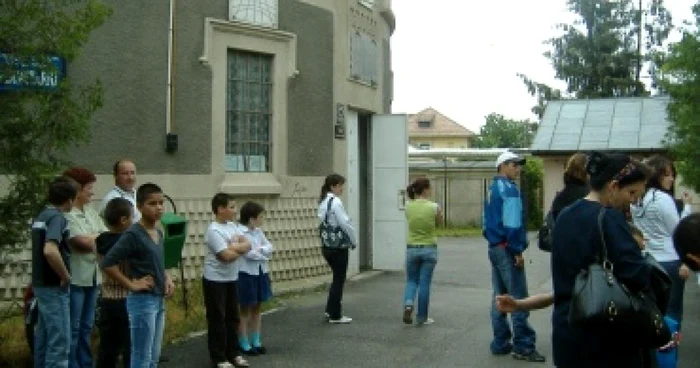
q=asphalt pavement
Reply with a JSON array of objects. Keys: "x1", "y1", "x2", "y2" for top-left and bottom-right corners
[{"x1": 162, "y1": 236, "x2": 700, "y2": 367}]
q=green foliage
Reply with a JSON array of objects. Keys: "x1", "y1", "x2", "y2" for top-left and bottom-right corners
[
  {"x1": 660, "y1": 4, "x2": 700, "y2": 193},
  {"x1": 519, "y1": 0, "x2": 673, "y2": 115},
  {"x1": 522, "y1": 158, "x2": 544, "y2": 230},
  {"x1": 0, "y1": 1, "x2": 111, "y2": 252},
  {"x1": 473, "y1": 113, "x2": 538, "y2": 148}
]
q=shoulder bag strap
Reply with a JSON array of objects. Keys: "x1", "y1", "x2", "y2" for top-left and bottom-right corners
[
  {"x1": 597, "y1": 207, "x2": 611, "y2": 265},
  {"x1": 324, "y1": 197, "x2": 335, "y2": 225}
]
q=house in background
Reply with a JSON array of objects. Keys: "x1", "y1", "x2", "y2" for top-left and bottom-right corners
[
  {"x1": 408, "y1": 107, "x2": 475, "y2": 150},
  {"x1": 531, "y1": 97, "x2": 698, "y2": 214}
]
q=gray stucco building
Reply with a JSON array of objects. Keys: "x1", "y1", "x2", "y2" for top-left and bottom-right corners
[{"x1": 2, "y1": 0, "x2": 398, "y2": 299}]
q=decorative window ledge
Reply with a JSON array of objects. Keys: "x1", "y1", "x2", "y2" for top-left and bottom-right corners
[{"x1": 220, "y1": 173, "x2": 282, "y2": 195}]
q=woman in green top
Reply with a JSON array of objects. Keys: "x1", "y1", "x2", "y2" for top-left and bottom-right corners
[
  {"x1": 63, "y1": 167, "x2": 107, "y2": 368},
  {"x1": 402, "y1": 178, "x2": 442, "y2": 326}
]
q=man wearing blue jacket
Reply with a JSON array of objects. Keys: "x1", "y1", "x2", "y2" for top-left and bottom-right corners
[{"x1": 483, "y1": 151, "x2": 545, "y2": 363}]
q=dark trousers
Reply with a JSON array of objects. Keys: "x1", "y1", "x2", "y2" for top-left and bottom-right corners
[
  {"x1": 202, "y1": 278, "x2": 241, "y2": 364},
  {"x1": 322, "y1": 248, "x2": 349, "y2": 320},
  {"x1": 96, "y1": 298, "x2": 130, "y2": 368}
]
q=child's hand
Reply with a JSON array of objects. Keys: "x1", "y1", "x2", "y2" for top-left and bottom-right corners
[
  {"x1": 496, "y1": 294, "x2": 518, "y2": 313},
  {"x1": 679, "y1": 264, "x2": 691, "y2": 281},
  {"x1": 130, "y1": 275, "x2": 154, "y2": 292},
  {"x1": 165, "y1": 277, "x2": 175, "y2": 298}
]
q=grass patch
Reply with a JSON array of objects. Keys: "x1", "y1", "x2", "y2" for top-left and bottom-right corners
[
  {"x1": 0, "y1": 307, "x2": 30, "y2": 368},
  {"x1": 436, "y1": 226, "x2": 482, "y2": 237},
  {"x1": 0, "y1": 281, "x2": 285, "y2": 367}
]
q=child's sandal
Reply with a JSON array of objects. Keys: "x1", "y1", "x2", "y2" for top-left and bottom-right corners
[{"x1": 232, "y1": 356, "x2": 250, "y2": 367}]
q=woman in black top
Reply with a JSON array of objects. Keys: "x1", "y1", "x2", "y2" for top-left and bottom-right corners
[
  {"x1": 550, "y1": 153, "x2": 589, "y2": 220},
  {"x1": 551, "y1": 152, "x2": 652, "y2": 368}
]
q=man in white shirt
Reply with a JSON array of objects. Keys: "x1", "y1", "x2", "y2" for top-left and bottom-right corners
[{"x1": 101, "y1": 160, "x2": 140, "y2": 223}]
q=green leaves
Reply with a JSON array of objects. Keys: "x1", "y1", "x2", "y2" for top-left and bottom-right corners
[
  {"x1": 0, "y1": 0, "x2": 111, "y2": 251},
  {"x1": 520, "y1": 0, "x2": 673, "y2": 117},
  {"x1": 473, "y1": 113, "x2": 537, "y2": 149},
  {"x1": 661, "y1": 8, "x2": 700, "y2": 192}
]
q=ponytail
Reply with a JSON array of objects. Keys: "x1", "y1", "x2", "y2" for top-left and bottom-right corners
[
  {"x1": 318, "y1": 183, "x2": 331, "y2": 204},
  {"x1": 406, "y1": 183, "x2": 416, "y2": 200}
]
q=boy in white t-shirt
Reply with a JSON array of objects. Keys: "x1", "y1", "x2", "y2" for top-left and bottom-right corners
[{"x1": 203, "y1": 193, "x2": 252, "y2": 368}]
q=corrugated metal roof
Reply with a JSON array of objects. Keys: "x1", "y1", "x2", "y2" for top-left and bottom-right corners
[{"x1": 531, "y1": 97, "x2": 670, "y2": 154}]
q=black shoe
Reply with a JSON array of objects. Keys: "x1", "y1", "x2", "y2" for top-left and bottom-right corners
[
  {"x1": 159, "y1": 355, "x2": 170, "y2": 363},
  {"x1": 241, "y1": 348, "x2": 259, "y2": 356},
  {"x1": 512, "y1": 350, "x2": 546, "y2": 363},
  {"x1": 253, "y1": 345, "x2": 267, "y2": 355},
  {"x1": 402, "y1": 306, "x2": 413, "y2": 324}
]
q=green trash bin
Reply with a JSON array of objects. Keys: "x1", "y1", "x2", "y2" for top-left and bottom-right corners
[
  {"x1": 161, "y1": 212, "x2": 187, "y2": 270},
  {"x1": 161, "y1": 194, "x2": 190, "y2": 313}
]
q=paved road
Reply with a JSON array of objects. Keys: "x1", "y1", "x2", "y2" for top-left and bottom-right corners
[{"x1": 163, "y1": 236, "x2": 700, "y2": 367}]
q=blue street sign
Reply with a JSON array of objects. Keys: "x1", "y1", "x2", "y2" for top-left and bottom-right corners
[{"x1": 0, "y1": 53, "x2": 66, "y2": 92}]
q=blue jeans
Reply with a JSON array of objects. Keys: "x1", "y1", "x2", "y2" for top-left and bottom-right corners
[
  {"x1": 69, "y1": 285, "x2": 99, "y2": 368},
  {"x1": 34, "y1": 285, "x2": 71, "y2": 368},
  {"x1": 488, "y1": 246, "x2": 536, "y2": 354},
  {"x1": 403, "y1": 247, "x2": 438, "y2": 323},
  {"x1": 127, "y1": 293, "x2": 165, "y2": 368},
  {"x1": 660, "y1": 260, "x2": 685, "y2": 327}
]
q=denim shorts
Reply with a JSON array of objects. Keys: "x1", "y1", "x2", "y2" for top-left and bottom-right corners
[{"x1": 237, "y1": 272, "x2": 273, "y2": 306}]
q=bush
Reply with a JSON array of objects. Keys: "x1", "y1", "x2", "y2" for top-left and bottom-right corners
[{"x1": 522, "y1": 157, "x2": 544, "y2": 230}]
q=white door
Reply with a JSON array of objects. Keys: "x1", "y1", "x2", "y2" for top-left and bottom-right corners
[{"x1": 371, "y1": 114, "x2": 408, "y2": 270}]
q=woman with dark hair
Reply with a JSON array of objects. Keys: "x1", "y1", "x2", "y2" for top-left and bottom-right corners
[
  {"x1": 550, "y1": 153, "x2": 589, "y2": 220},
  {"x1": 551, "y1": 152, "x2": 653, "y2": 367},
  {"x1": 402, "y1": 178, "x2": 442, "y2": 326},
  {"x1": 317, "y1": 174, "x2": 357, "y2": 324},
  {"x1": 631, "y1": 155, "x2": 692, "y2": 330},
  {"x1": 62, "y1": 167, "x2": 106, "y2": 368}
]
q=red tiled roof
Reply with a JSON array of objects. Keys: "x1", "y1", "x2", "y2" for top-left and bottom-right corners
[{"x1": 408, "y1": 107, "x2": 475, "y2": 137}]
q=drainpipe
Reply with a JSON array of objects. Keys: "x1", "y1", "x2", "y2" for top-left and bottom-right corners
[{"x1": 166, "y1": 0, "x2": 175, "y2": 138}]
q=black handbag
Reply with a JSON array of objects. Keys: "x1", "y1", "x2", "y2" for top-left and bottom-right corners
[
  {"x1": 568, "y1": 208, "x2": 671, "y2": 349},
  {"x1": 318, "y1": 198, "x2": 350, "y2": 249}
]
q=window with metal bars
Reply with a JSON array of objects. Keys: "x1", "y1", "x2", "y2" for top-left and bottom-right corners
[{"x1": 225, "y1": 50, "x2": 273, "y2": 172}]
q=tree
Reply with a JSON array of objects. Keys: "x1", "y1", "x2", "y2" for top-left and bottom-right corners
[
  {"x1": 519, "y1": 0, "x2": 673, "y2": 116},
  {"x1": 472, "y1": 113, "x2": 537, "y2": 149},
  {"x1": 660, "y1": 4, "x2": 700, "y2": 193},
  {"x1": 0, "y1": 1, "x2": 111, "y2": 254}
]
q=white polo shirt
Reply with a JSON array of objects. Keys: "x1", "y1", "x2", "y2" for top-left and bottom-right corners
[{"x1": 101, "y1": 186, "x2": 141, "y2": 223}]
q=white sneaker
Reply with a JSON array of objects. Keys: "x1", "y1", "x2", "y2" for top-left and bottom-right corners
[
  {"x1": 329, "y1": 316, "x2": 353, "y2": 324},
  {"x1": 416, "y1": 318, "x2": 434, "y2": 326},
  {"x1": 217, "y1": 362, "x2": 234, "y2": 368}
]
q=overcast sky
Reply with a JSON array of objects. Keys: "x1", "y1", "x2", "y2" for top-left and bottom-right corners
[{"x1": 390, "y1": 0, "x2": 696, "y2": 133}]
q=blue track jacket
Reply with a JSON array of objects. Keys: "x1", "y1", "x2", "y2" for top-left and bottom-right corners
[{"x1": 483, "y1": 176, "x2": 528, "y2": 255}]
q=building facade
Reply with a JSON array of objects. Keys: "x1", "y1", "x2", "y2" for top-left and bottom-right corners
[{"x1": 1, "y1": 0, "x2": 399, "y2": 300}]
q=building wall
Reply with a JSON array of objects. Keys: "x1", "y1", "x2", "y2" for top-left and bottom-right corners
[
  {"x1": 409, "y1": 136, "x2": 470, "y2": 149},
  {"x1": 409, "y1": 168, "x2": 492, "y2": 227},
  {"x1": 0, "y1": 0, "x2": 396, "y2": 301}
]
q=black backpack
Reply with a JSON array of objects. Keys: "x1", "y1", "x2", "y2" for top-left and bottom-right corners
[{"x1": 537, "y1": 210, "x2": 555, "y2": 252}]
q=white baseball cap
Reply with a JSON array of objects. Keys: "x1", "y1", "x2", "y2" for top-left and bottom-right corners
[{"x1": 495, "y1": 151, "x2": 526, "y2": 168}]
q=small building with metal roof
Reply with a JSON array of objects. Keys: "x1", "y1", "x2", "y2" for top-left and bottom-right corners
[{"x1": 530, "y1": 97, "x2": 685, "y2": 214}]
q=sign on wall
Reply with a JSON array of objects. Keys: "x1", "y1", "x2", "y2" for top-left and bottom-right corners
[
  {"x1": 0, "y1": 53, "x2": 65, "y2": 92},
  {"x1": 229, "y1": 0, "x2": 278, "y2": 29}
]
